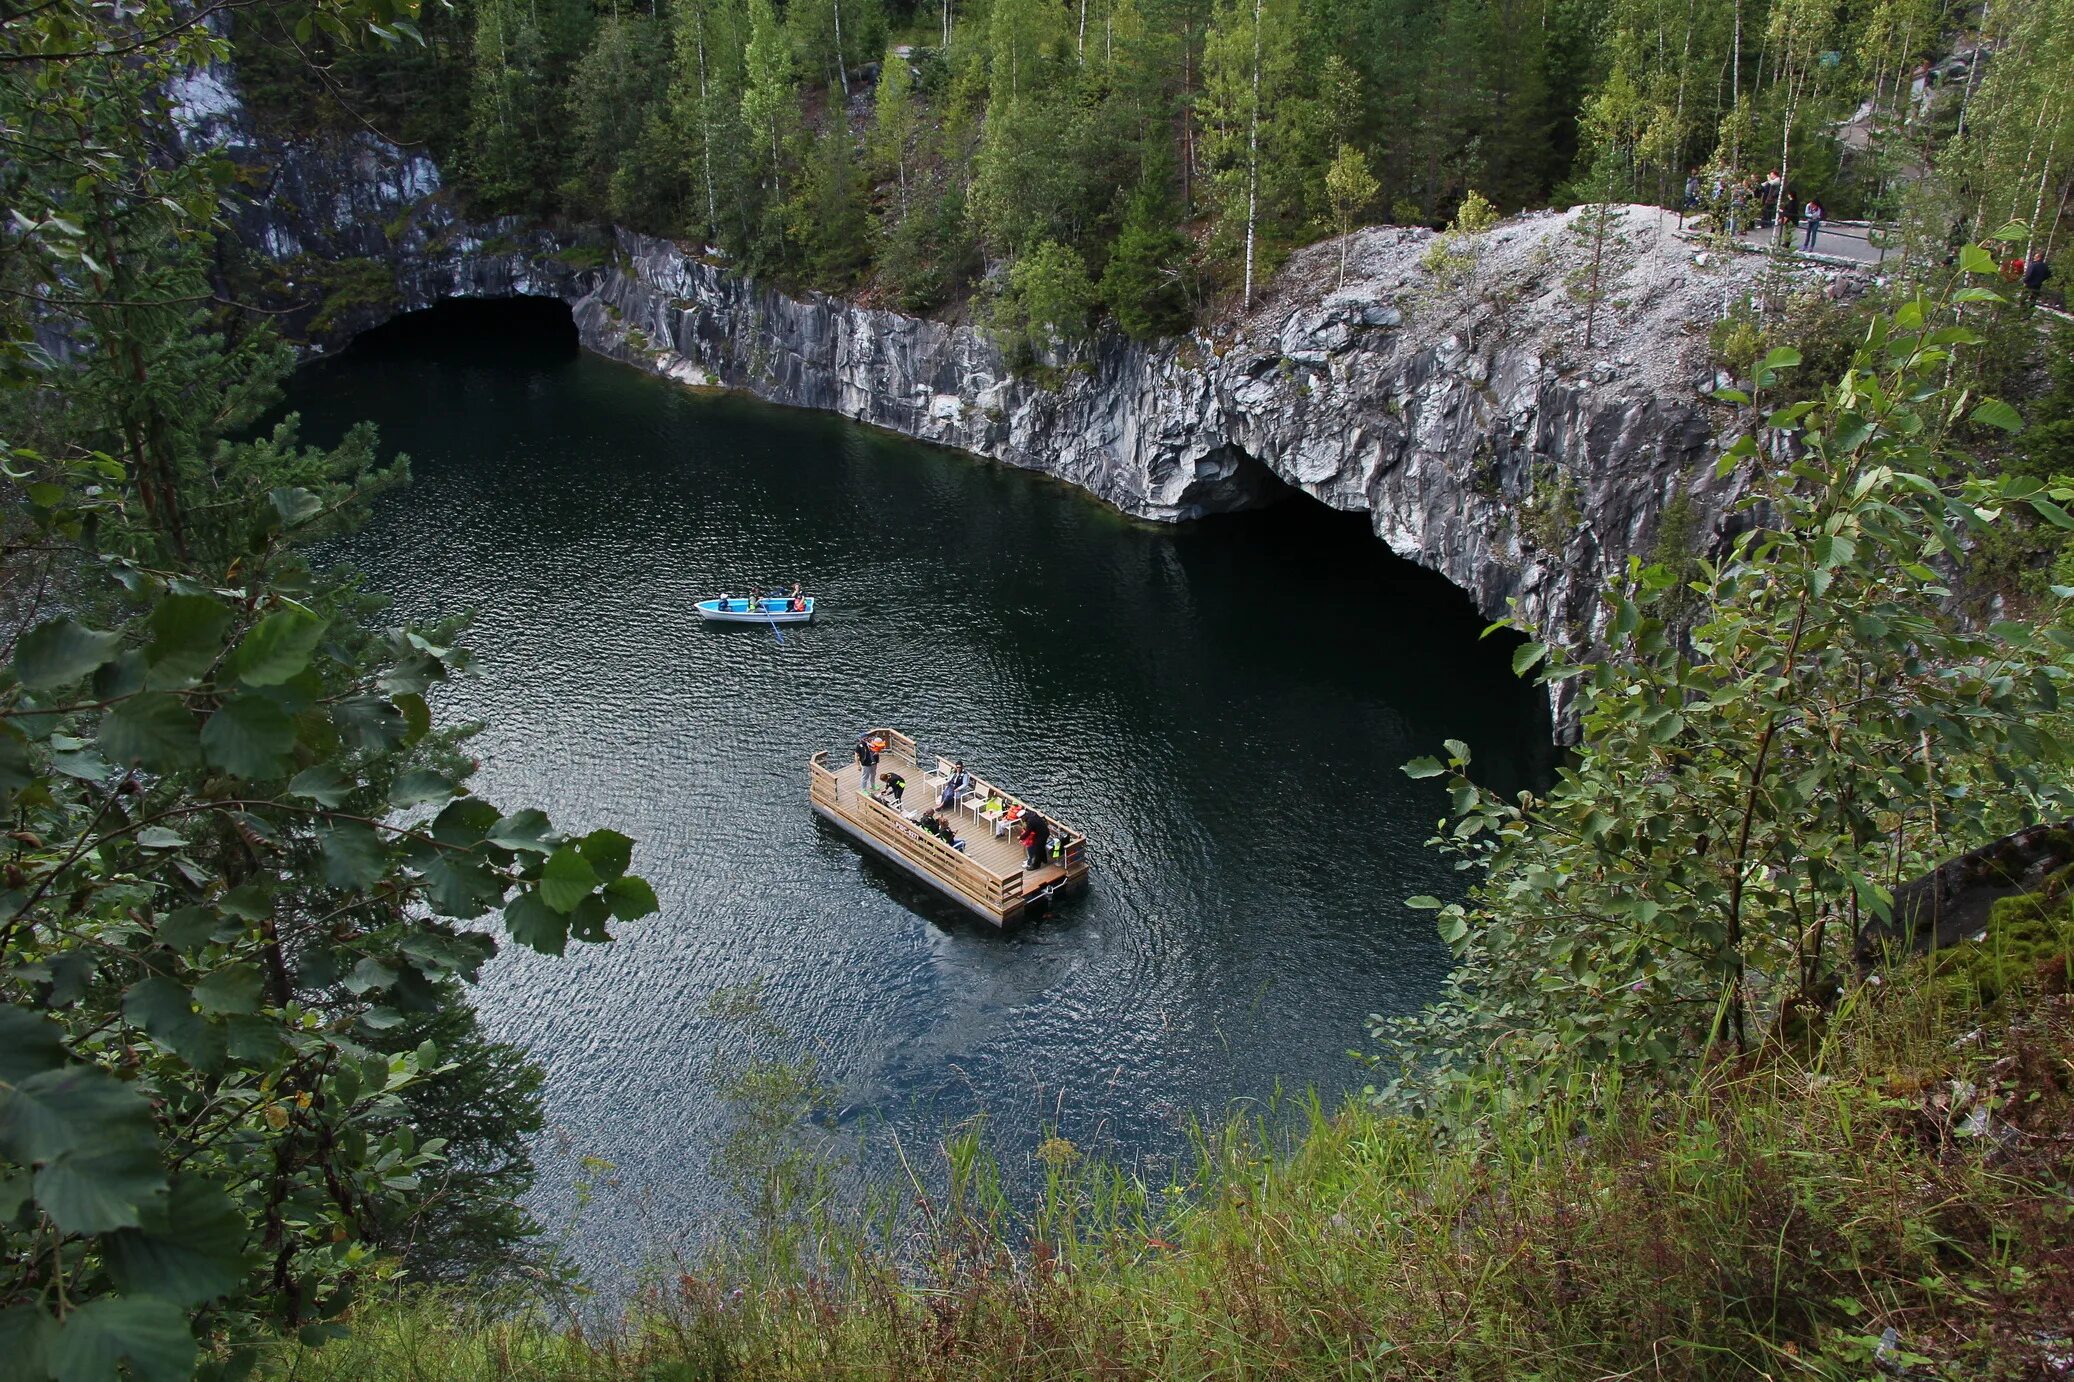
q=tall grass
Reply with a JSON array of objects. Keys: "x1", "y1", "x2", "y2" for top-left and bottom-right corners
[{"x1": 280, "y1": 963, "x2": 2074, "y2": 1381}]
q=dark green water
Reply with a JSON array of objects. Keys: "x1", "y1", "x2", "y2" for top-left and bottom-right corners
[{"x1": 287, "y1": 299, "x2": 1547, "y2": 1278}]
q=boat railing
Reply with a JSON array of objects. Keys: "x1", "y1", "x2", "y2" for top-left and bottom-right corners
[
  {"x1": 925, "y1": 754, "x2": 1087, "y2": 856},
  {"x1": 854, "y1": 788, "x2": 1025, "y2": 912},
  {"x1": 809, "y1": 751, "x2": 838, "y2": 809}
]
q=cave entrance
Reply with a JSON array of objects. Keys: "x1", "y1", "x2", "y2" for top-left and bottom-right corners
[
  {"x1": 1184, "y1": 480, "x2": 1557, "y2": 771},
  {"x1": 338, "y1": 295, "x2": 578, "y2": 364}
]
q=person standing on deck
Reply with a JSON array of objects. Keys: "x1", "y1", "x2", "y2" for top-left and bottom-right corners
[
  {"x1": 1802, "y1": 200, "x2": 1825, "y2": 250},
  {"x1": 856, "y1": 734, "x2": 881, "y2": 793},
  {"x1": 1021, "y1": 814, "x2": 1051, "y2": 870}
]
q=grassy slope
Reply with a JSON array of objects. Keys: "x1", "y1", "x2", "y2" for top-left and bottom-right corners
[{"x1": 280, "y1": 915, "x2": 2074, "y2": 1381}]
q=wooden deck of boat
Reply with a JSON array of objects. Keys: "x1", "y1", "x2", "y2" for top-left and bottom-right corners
[{"x1": 809, "y1": 730, "x2": 1087, "y2": 925}]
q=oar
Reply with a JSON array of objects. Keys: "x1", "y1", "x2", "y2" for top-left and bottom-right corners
[{"x1": 764, "y1": 604, "x2": 785, "y2": 645}]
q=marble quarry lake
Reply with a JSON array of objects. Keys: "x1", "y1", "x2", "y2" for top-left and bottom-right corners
[{"x1": 285, "y1": 298, "x2": 1551, "y2": 1281}]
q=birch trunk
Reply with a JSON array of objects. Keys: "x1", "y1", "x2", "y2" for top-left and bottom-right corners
[{"x1": 1242, "y1": 0, "x2": 1261, "y2": 313}]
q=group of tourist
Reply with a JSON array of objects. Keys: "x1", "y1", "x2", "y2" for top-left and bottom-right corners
[
  {"x1": 714, "y1": 582, "x2": 808, "y2": 613},
  {"x1": 1684, "y1": 167, "x2": 1826, "y2": 249},
  {"x1": 854, "y1": 734, "x2": 1058, "y2": 870}
]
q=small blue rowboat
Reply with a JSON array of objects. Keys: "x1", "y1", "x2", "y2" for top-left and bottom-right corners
[{"x1": 696, "y1": 596, "x2": 815, "y2": 624}]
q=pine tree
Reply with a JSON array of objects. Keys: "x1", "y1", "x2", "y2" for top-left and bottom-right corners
[
  {"x1": 1006, "y1": 238, "x2": 1096, "y2": 355},
  {"x1": 1568, "y1": 157, "x2": 1630, "y2": 350},
  {"x1": 971, "y1": 0, "x2": 1076, "y2": 258},
  {"x1": 868, "y1": 46, "x2": 919, "y2": 206},
  {"x1": 1101, "y1": 179, "x2": 1195, "y2": 338},
  {"x1": 792, "y1": 122, "x2": 873, "y2": 288},
  {"x1": 569, "y1": 16, "x2": 670, "y2": 214},
  {"x1": 1324, "y1": 142, "x2": 1379, "y2": 287}
]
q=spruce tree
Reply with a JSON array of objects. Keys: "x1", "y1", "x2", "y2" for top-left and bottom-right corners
[{"x1": 1101, "y1": 181, "x2": 1195, "y2": 339}]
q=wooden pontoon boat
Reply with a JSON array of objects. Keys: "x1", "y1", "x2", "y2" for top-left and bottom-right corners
[{"x1": 809, "y1": 728, "x2": 1089, "y2": 926}]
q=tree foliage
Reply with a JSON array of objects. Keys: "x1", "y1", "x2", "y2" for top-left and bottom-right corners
[
  {"x1": 1, "y1": 1, "x2": 655, "y2": 1374},
  {"x1": 1378, "y1": 246, "x2": 2073, "y2": 1098}
]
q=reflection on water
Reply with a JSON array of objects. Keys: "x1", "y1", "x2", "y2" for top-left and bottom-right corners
[{"x1": 287, "y1": 299, "x2": 1548, "y2": 1285}]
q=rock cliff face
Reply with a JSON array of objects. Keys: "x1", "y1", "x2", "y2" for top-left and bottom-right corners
[{"x1": 187, "y1": 64, "x2": 1852, "y2": 729}]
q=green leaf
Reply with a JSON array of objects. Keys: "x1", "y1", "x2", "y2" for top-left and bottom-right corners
[
  {"x1": 537, "y1": 846, "x2": 598, "y2": 914},
  {"x1": 287, "y1": 762, "x2": 352, "y2": 807},
  {"x1": 503, "y1": 891, "x2": 568, "y2": 956},
  {"x1": 0, "y1": 1065, "x2": 155, "y2": 1164},
  {"x1": 192, "y1": 964, "x2": 264, "y2": 1016},
  {"x1": 569, "y1": 893, "x2": 613, "y2": 943},
  {"x1": 343, "y1": 957, "x2": 397, "y2": 995},
  {"x1": 2032, "y1": 498, "x2": 2074, "y2": 530},
  {"x1": 92, "y1": 650, "x2": 146, "y2": 701},
  {"x1": 321, "y1": 822, "x2": 387, "y2": 891},
  {"x1": 229, "y1": 608, "x2": 326, "y2": 687},
  {"x1": 1958, "y1": 242, "x2": 1997, "y2": 275},
  {"x1": 430, "y1": 797, "x2": 501, "y2": 847},
  {"x1": 144, "y1": 595, "x2": 230, "y2": 688},
  {"x1": 123, "y1": 977, "x2": 220, "y2": 1069},
  {"x1": 34, "y1": 1140, "x2": 167, "y2": 1234},
  {"x1": 1510, "y1": 641, "x2": 1547, "y2": 677},
  {"x1": 395, "y1": 691, "x2": 432, "y2": 744},
  {"x1": 14, "y1": 618, "x2": 123, "y2": 691},
  {"x1": 0, "y1": 1008, "x2": 68, "y2": 1084},
  {"x1": 220, "y1": 884, "x2": 271, "y2": 921},
  {"x1": 387, "y1": 769, "x2": 456, "y2": 809},
  {"x1": 269, "y1": 486, "x2": 324, "y2": 527},
  {"x1": 134, "y1": 826, "x2": 187, "y2": 850},
  {"x1": 156, "y1": 906, "x2": 232, "y2": 953},
  {"x1": 1759, "y1": 345, "x2": 1802, "y2": 372},
  {"x1": 578, "y1": 829, "x2": 634, "y2": 882},
  {"x1": 48, "y1": 1296, "x2": 196, "y2": 1382},
  {"x1": 0, "y1": 1306, "x2": 54, "y2": 1380},
  {"x1": 0, "y1": 727, "x2": 32, "y2": 802},
  {"x1": 487, "y1": 809, "x2": 553, "y2": 854},
  {"x1": 602, "y1": 874, "x2": 660, "y2": 921},
  {"x1": 1402, "y1": 756, "x2": 1446, "y2": 779},
  {"x1": 1969, "y1": 398, "x2": 2023, "y2": 434},
  {"x1": 419, "y1": 855, "x2": 499, "y2": 918},
  {"x1": 106, "y1": 1175, "x2": 250, "y2": 1306},
  {"x1": 223, "y1": 1017, "x2": 284, "y2": 1064},
  {"x1": 333, "y1": 694, "x2": 406, "y2": 752},
  {"x1": 98, "y1": 693, "x2": 202, "y2": 772},
  {"x1": 201, "y1": 696, "x2": 297, "y2": 779}
]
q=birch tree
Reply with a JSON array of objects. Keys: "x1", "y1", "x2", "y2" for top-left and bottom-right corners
[{"x1": 1199, "y1": 0, "x2": 1300, "y2": 311}]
